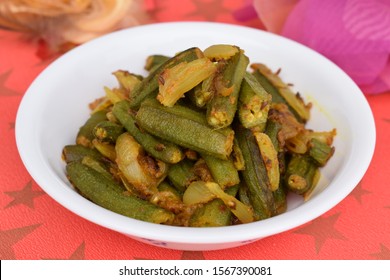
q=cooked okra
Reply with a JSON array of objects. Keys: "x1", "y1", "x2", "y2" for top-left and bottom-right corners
[
  {"x1": 206, "y1": 48, "x2": 249, "y2": 128},
  {"x1": 66, "y1": 161, "x2": 174, "y2": 224},
  {"x1": 76, "y1": 109, "x2": 108, "y2": 147},
  {"x1": 112, "y1": 100, "x2": 184, "y2": 164},
  {"x1": 136, "y1": 98, "x2": 235, "y2": 160},
  {"x1": 238, "y1": 72, "x2": 271, "y2": 130},
  {"x1": 129, "y1": 47, "x2": 204, "y2": 109},
  {"x1": 63, "y1": 44, "x2": 336, "y2": 227},
  {"x1": 93, "y1": 121, "x2": 124, "y2": 144}
]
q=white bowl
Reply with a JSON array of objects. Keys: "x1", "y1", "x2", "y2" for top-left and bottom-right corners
[{"x1": 16, "y1": 22, "x2": 375, "y2": 251}]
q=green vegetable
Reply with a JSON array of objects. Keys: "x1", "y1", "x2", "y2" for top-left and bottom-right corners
[
  {"x1": 136, "y1": 98, "x2": 235, "y2": 160},
  {"x1": 76, "y1": 110, "x2": 107, "y2": 147},
  {"x1": 62, "y1": 144, "x2": 104, "y2": 163},
  {"x1": 167, "y1": 159, "x2": 197, "y2": 193},
  {"x1": 284, "y1": 154, "x2": 319, "y2": 195},
  {"x1": 93, "y1": 121, "x2": 124, "y2": 144},
  {"x1": 188, "y1": 184, "x2": 242, "y2": 227},
  {"x1": 309, "y1": 138, "x2": 335, "y2": 167},
  {"x1": 238, "y1": 72, "x2": 271, "y2": 130},
  {"x1": 66, "y1": 161, "x2": 174, "y2": 224},
  {"x1": 129, "y1": 47, "x2": 204, "y2": 108},
  {"x1": 206, "y1": 49, "x2": 249, "y2": 128},
  {"x1": 112, "y1": 100, "x2": 184, "y2": 164},
  {"x1": 251, "y1": 63, "x2": 311, "y2": 123},
  {"x1": 235, "y1": 124, "x2": 276, "y2": 220},
  {"x1": 201, "y1": 154, "x2": 240, "y2": 188},
  {"x1": 144, "y1": 55, "x2": 170, "y2": 72}
]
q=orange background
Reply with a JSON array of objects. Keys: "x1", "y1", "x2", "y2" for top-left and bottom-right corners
[{"x1": 1, "y1": 0, "x2": 389, "y2": 260}]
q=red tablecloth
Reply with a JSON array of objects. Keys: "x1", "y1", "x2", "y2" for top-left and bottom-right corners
[{"x1": 1, "y1": 0, "x2": 389, "y2": 260}]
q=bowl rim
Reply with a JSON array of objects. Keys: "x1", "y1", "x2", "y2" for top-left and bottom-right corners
[{"x1": 15, "y1": 21, "x2": 376, "y2": 246}]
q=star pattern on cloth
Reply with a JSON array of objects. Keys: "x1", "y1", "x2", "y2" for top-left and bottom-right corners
[
  {"x1": 370, "y1": 243, "x2": 390, "y2": 260},
  {"x1": 0, "y1": 223, "x2": 42, "y2": 259},
  {"x1": 180, "y1": 251, "x2": 205, "y2": 260},
  {"x1": 67, "y1": 241, "x2": 86, "y2": 260},
  {"x1": 186, "y1": 0, "x2": 231, "y2": 21},
  {"x1": 0, "y1": 69, "x2": 21, "y2": 96},
  {"x1": 42, "y1": 241, "x2": 85, "y2": 260},
  {"x1": 4, "y1": 181, "x2": 46, "y2": 209},
  {"x1": 293, "y1": 212, "x2": 347, "y2": 254},
  {"x1": 348, "y1": 181, "x2": 371, "y2": 204},
  {"x1": 384, "y1": 118, "x2": 390, "y2": 123},
  {"x1": 8, "y1": 122, "x2": 15, "y2": 130}
]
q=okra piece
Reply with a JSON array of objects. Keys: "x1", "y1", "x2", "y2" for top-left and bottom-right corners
[
  {"x1": 309, "y1": 138, "x2": 335, "y2": 167},
  {"x1": 267, "y1": 103, "x2": 305, "y2": 144},
  {"x1": 238, "y1": 183, "x2": 251, "y2": 207},
  {"x1": 238, "y1": 72, "x2": 272, "y2": 130},
  {"x1": 203, "y1": 44, "x2": 240, "y2": 61},
  {"x1": 157, "y1": 181, "x2": 182, "y2": 200},
  {"x1": 62, "y1": 144, "x2": 104, "y2": 163},
  {"x1": 251, "y1": 63, "x2": 311, "y2": 123},
  {"x1": 167, "y1": 159, "x2": 197, "y2": 193},
  {"x1": 302, "y1": 169, "x2": 321, "y2": 201},
  {"x1": 93, "y1": 121, "x2": 125, "y2": 144},
  {"x1": 188, "y1": 184, "x2": 239, "y2": 227},
  {"x1": 307, "y1": 129, "x2": 337, "y2": 146},
  {"x1": 284, "y1": 154, "x2": 319, "y2": 195},
  {"x1": 207, "y1": 49, "x2": 249, "y2": 128},
  {"x1": 272, "y1": 184, "x2": 287, "y2": 215},
  {"x1": 264, "y1": 119, "x2": 282, "y2": 152},
  {"x1": 136, "y1": 98, "x2": 235, "y2": 160},
  {"x1": 76, "y1": 109, "x2": 107, "y2": 147},
  {"x1": 144, "y1": 55, "x2": 170, "y2": 72},
  {"x1": 185, "y1": 182, "x2": 253, "y2": 224},
  {"x1": 157, "y1": 57, "x2": 216, "y2": 107},
  {"x1": 235, "y1": 124, "x2": 276, "y2": 220},
  {"x1": 239, "y1": 168, "x2": 286, "y2": 216},
  {"x1": 112, "y1": 100, "x2": 184, "y2": 164},
  {"x1": 201, "y1": 154, "x2": 240, "y2": 188},
  {"x1": 190, "y1": 72, "x2": 215, "y2": 108},
  {"x1": 66, "y1": 161, "x2": 174, "y2": 224},
  {"x1": 129, "y1": 47, "x2": 204, "y2": 108},
  {"x1": 251, "y1": 68, "x2": 285, "y2": 105},
  {"x1": 81, "y1": 156, "x2": 114, "y2": 181},
  {"x1": 150, "y1": 181, "x2": 185, "y2": 214}
]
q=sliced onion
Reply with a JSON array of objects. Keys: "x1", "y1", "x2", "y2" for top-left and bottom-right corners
[
  {"x1": 205, "y1": 182, "x2": 254, "y2": 224},
  {"x1": 183, "y1": 181, "x2": 215, "y2": 205},
  {"x1": 115, "y1": 133, "x2": 167, "y2": 197},
  {"x1": 183, "y1": 181, "x2": 254, "y2": 224}
]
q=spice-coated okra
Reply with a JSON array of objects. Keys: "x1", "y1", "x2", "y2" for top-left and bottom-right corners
[{"x1": 63, "y1": 44, "x2": 336, "y2": 227}]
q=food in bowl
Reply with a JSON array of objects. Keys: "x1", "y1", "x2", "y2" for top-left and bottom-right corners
[{"x1": 62, "y1": 44, "x2": 336, "y2": 227}]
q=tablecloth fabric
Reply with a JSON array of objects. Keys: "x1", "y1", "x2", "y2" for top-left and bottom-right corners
[{"x1": 1, "y1": 0, "x2": 389, "y2": 260}]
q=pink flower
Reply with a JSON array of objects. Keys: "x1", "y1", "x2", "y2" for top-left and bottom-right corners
[{"x1": 252, "y1": 0, "x2": 390, "y2": 94}]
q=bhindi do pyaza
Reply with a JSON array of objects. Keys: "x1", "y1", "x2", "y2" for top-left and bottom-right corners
[{"x1": 63, "y1": 44, "x2": 336, "y2": 226}]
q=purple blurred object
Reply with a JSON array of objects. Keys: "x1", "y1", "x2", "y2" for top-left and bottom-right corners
[{"x1": 249, "y1": 0, "x2": 390, "y2": 94}]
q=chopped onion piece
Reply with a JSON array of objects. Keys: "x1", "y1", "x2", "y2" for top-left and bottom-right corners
[
  {"x1": 183, "y1": 181, "x2": 254, "y2": 224},
  {"x1": 183, "y1": 181, "x2": 215, "y2": 205}
]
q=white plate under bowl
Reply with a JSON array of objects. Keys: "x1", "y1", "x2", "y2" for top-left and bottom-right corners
[{"x1": 16, "y1": 22, "x2": 375, "y2": 251}]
